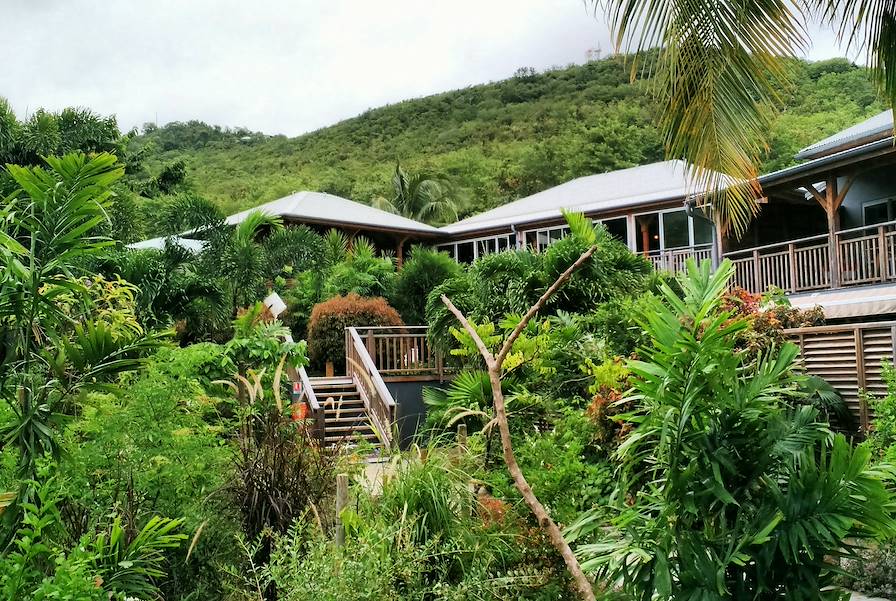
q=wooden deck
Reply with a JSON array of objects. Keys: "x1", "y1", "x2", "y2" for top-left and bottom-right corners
[{"x1": 726, "y1": 220, "x2": 896, "y2": 295}]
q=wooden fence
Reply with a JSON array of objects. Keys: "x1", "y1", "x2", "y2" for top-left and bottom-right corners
[{"x1": 787, "y1": 321, "x2": 896, "y2": 431}]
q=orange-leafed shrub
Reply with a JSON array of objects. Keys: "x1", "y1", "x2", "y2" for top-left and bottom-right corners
[{"x1": 307, "y1": 293, "x2": 403, "y2": 370}]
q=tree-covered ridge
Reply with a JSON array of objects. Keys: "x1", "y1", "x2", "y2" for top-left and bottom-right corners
[{"x1": 133, "y1": 56, "x2": 884, "y2": 218}]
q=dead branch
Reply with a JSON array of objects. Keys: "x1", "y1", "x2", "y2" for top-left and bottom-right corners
[{"x1": 440, "y1": 244, "x2": 598, "y2": 601}]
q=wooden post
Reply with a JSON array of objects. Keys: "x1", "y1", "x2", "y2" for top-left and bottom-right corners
[
  {"x1": 457, "y1": 423, "x2": 468, "y2": 450},
  {"x1": 826, "y1": 174, "x2": 842, "y2": 289},
  {"x1": 787, "y1": 243, "x2": 797, "y2": 293},
  {"x1": 878, "y1": 225, "x2": 889, "y2": 282},
  {"x1": 335, "y1": 473, "x2": 349, "y2": 547},
  {"x1": 396, "y1": 236, "x2": 409, "y2": 269},
  {"x1": 752, "y1": 249, "x2": 762, "y2": 293},
  {"x1": 366, "y1": 330, "x2": 375, "y2": 368}
]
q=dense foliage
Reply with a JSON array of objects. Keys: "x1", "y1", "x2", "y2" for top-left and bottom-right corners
[{"x1": 129, "y1": 57, "x2": 883, "y2": 222}]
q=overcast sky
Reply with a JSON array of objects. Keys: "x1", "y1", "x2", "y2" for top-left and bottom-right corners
[{"x1": 2, "y1": 1, "x2": 849, "y2": 137}]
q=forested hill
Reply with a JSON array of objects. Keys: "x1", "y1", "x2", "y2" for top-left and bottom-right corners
[{"x1": 134, "y1": 55, "x2": 885, "y2": 218}]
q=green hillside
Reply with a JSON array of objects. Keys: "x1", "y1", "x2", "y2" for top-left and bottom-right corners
[{"x1": 133, "y1": 55, "x2": 884, "y2": 225}]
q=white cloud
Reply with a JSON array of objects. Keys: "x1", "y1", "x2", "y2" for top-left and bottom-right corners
[{"x1": 1, "y1": 0, "x2": 850, "y2": 136}]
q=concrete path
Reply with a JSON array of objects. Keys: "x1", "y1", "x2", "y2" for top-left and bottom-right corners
[{"x1": 850, "y1": 593, "x2": 890, "y2": 601}]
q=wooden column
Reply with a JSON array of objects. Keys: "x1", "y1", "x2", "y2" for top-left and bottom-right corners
[
  {"x1": 826, "y1": 174, "x2": 841, "y2": 289},
  {"x1": 639, "y1": 218, "x2": 650, "y2": 258},
  {"x1": 804, "y1": 174, "x2": 855, "y2": 290},
  {"x1": 395, "y1": 235, "x2": 409, "y2": 269}
]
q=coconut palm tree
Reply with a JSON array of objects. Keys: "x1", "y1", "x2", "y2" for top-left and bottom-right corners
[
  {"x1": 592, "y1": 0, "x2": 896, "y2": 235},
  {"x1": 372, "y1": 162, "x2": 460, "y2": 225}
]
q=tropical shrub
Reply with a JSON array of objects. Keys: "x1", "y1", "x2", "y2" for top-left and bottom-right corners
[
  {"x1": 567, "y1": 260, "x2": 896, "y2": 600},
  {"x1": 307, "y1": 294, "x2": 403, "y2": 371},
  {"x1": 389, "y1": 245, "x2": 462, "y2": 324},
  {"x1": 256, "y1": 447, "x2": 569, "y2": 600},
  {"x1": 323, "y1": 238, "x2": 396, "y2": 298},
  {"x1": 61, "y1": 348, "x2": 236, "y2": 599}
]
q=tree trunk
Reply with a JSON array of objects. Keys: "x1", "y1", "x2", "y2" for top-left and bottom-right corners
[{"x1": 440, "y1": 244, "x2": 598, "y2": 601}]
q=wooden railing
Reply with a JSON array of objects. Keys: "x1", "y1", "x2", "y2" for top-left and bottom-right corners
[
  {"x1": 726, "y1": 219, "x2": 896, "y2": 294},
  {"x1": 345, "y1": 326, "x2": 396, "y2": 447},
  {"x1": 349, "y1": 326, "x2": 445, "y2": 380},
  {"x1": 294, "y1": 365, "x2": 325, "y2": 440},
  {"x1": 647, "y1": 244, "x2": 713, "y2": 273}
]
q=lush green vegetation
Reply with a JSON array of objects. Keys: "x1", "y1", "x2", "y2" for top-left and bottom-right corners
[
  {"x1": 2, "y1": 54, "x2": 896, "y2": 598},
  {"x1": 123, "y1": 56, "x2": 883, "y2": 226}
]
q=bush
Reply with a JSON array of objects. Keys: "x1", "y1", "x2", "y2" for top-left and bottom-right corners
[
  {"x1": 307, "y1": 294, "x2": 403, "y2": 370},
  {"x1": 389, "y1": 246, "x2": 462, "y2": 324}
]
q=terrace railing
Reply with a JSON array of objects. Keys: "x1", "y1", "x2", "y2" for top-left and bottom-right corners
[
  {"x1": 725, "y1": 219, "x2": 896, "y2": 294},
  {"x1": 647, "y1": 244, "x2": 714, "y2": 273},
  {"x1": 345, "y1": 326, "x2": 397, "y2": 446},
  {"x1": 349, "y1": 325, "x2": 446, "y2": 381}
]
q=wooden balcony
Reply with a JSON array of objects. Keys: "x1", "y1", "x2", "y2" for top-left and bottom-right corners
[{"x1": 725, "y1": 220, "x2": 896, "y2": 294}]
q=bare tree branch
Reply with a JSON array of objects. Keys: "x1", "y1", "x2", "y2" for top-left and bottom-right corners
[
  {"x1": 440, "y1": 244, "x2": 598, "y2": 601},
  {"x1": 495, "y1": 245, "x2": 597, "y2": 366}
]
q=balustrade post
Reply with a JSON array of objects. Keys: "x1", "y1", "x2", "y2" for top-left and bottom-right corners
[
  {"x1": 830, "y1": 231, "x2": 841, "y2": 289},
  {"x1": 752, "y1": 249, "x2": 761, "y2": 294},
  {"x1": 366, "y1": 330, "x2": 375, "y2": 369},
  {"x1": 879, "y1": 225, "x2": 889, "y2": 282},
  {"x1": 787, "y1": 243, "x2": 797, "y2": 293}
]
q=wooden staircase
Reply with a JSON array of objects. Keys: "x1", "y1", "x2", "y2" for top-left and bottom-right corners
[{"x1": 308, "y1": 377, "x2": 380, "y2": 447}]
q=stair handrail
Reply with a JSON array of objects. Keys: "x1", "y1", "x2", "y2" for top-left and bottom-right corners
[
  {"x1": 290, "y1": 364, "x2": 325, "y2": 441},
  {"x1": 346, "y1": 326, "x2": 396, "y2": 447}
]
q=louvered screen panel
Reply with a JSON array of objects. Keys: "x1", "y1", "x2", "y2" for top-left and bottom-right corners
[
  {"x1": 788, "y1": 322, "x2": 896, "y2": 432},
  {"x1": 861, "y1": 327, "x2": 896, "y2": 423},
  {"x1": 797, "y1": 331, "x2": 861, "y2": 421}
]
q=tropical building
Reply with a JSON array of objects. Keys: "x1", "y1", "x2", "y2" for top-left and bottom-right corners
[{"x1": 134, "y1": 109, "x2": 896, "y2": 437}]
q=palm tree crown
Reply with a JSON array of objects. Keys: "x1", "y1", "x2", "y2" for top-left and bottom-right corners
[
  {"x1": 595, "y1": 0, "x2": 896, "y2": 235},
  {"x1": 372, "y1": 162, "x2": 459, "y2": 225}
]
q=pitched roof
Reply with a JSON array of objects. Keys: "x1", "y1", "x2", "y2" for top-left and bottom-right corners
[
  {"x1": 127, "y1": 236, "x2": 206, "y2": 253},
  {"x1": 795, "y1": 109, "x2": 894, "y2": 160},
  {"x1": 224, "y1": 191, "x2": 442, "y2": 236},
  {"x1": 440, "y1": 160, "x2": 728, "y2": 236}
]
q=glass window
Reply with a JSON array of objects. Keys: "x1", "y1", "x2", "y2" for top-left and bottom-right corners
[
  {"x1": 437, "y1": 244, "x2": 455, "y2": 259},
  {"x1": 603, "y1": 217, "x2": 628, "y2": 242},
  {"x1": 662, "y1": 210, "x2": 689, "y2": 249},
  {"x1": 549, "y1": 228, "x2": 563, "y2": 242},
  {"x1": 537, "y1": 230, "x2": 550, "y2": 252},
  {"x1": 636, "y1": 215, "x2": 660, "y2": 253},
  {"x1": 865, "y1": 201, "x2": 891, "y2": 226},
  {"x1": 508, "y1": 233, "x2": 516, "y2": 249},
  {"x1": 477, "y1": 238, "x2": 496, "y2": 257},
  {"x1": 456, "y1": 242, "x2": 474, "y2": 263},
  {"x1": 693, "y1": 215, "x2": 714, "y2": 245},
  {"x1": 497, "y1": 236, "x2": 509, "y2": 252},
  {"x1": 525, "y1": 231, "x2": 537, "y2": 251}
]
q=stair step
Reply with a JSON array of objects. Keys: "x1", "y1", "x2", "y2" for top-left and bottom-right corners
[
  {"x1": 325, "y1": 432, "x2": 381, "y2": 443},
  {"x1": 309, "y1": 377, "x2": 352, "y2": 386}
]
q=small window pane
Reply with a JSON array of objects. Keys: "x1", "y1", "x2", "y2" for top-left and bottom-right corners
[
  {"x1": 865, "y1": 202, "x2": 890, "y2": 226},
  {"x1": 662, "y1": 210, "x2": 689, "y2": 249},
  {"x1": 437, "y1": 244, "x2": 455, "y2": 259},
  {"x1": 537, "y1": 230, "x2": 550, "y2": 252},
  {"x1": 457, "y1": 242, "x2": 474, "y2": 263},
  {"x1": 497, "y1": 236, "x2": 509, "y2": 251},
  {"x1": 525, "y1": 231, "x2": 537, "y2": 250},
  {"x1": 693, "y1": 216, "x2": 714, "y2": 245},
  {"x1": 549, "y1": 228, "x2": 563, "y2": 242},
  {"x1": 477, "y1": 238, "x2": 496, "y2": 257},
  {"x1": 508, "y1": 233, "x2": 516, "y2": 248},
  {"x1": 603, "y1": 217, "x2": 628, "y2": 242}
]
